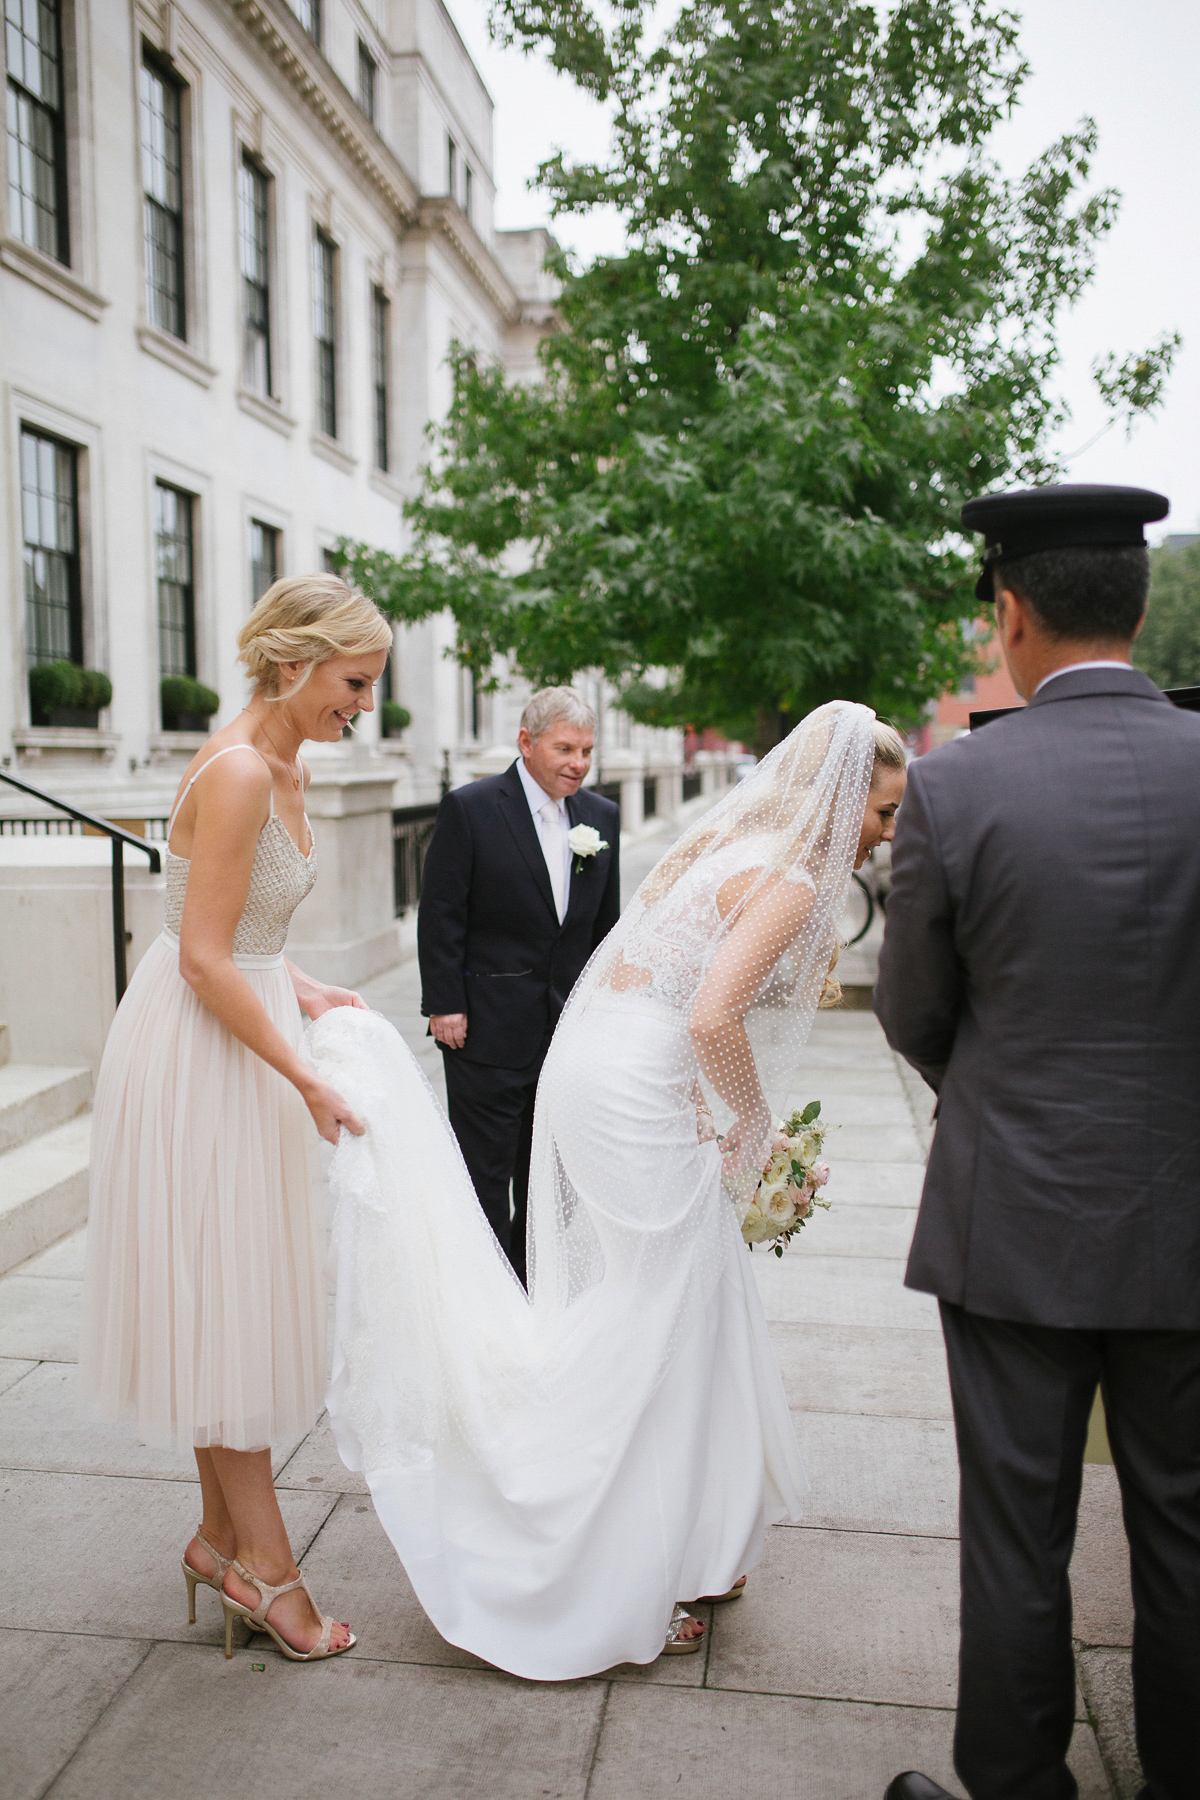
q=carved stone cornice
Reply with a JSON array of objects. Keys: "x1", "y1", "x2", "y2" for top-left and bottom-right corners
[
  {"x1": 415, "y1": 196, "x2": 520, "y2": 323},
  {"x1": 225, "y1": 0, "x2": 420, "y2": 224}
]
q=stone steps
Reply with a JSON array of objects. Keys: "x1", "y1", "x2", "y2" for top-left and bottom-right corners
[{"x1": 0, "y1": 1061, "x2": 93, "y2": 1277}]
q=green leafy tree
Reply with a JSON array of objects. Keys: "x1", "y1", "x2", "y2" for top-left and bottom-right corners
[
  {"x1": 1134, "y1": 540, "x2": 1200, "y2": 690},
  {"x1": 343, "y1": 0, "x2": 1166, "y2": 751}
]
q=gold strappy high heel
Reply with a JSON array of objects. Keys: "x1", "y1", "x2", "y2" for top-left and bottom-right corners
[
  {"x1": 220, "y1": 1559, "x2": 356, "y2": 1662},
  {"x1": 181, "y1": 1526, "x2": 236, "y2": 1624},
  {"x1": 662, "y1": 1604, "x2": 706, "y2": 1655}
]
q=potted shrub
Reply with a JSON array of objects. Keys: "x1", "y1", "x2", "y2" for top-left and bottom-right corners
[
  {"x1": 161, "y1": 675, "x2": 220, "y2": 732},
  {"x1": 381, "y1": 700, "x2": 411, "y2": 739},
  {"x1": 29, "y1": 661, "x2": 113, "y2": 728}
]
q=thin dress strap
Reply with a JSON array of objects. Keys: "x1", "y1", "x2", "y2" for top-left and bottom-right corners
[{"x1": 167, "y1": 744, "x2": 274, "y2": 842}]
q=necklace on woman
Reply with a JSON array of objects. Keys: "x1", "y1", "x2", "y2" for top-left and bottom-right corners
[{"x1": 250, "y1": 710, "x2": 302, "y2": 790}]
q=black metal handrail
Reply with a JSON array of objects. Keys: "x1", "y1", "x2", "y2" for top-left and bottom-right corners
[{"x1": 0, "y1": 769, "x2": 162, "y2": 1005}]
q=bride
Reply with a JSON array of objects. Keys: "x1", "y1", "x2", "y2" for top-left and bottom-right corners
[{"x1": 314, "y1": 701, "x2": 906, "y2": 1679}]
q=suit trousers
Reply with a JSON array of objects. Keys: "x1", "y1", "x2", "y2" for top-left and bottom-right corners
[
  {"x1": 441, "y1": 1043, "x2": 548, "y2": 1287},
  {"x1": 939, "y1": 1301, "x2": 1200, "y2": 1800}
]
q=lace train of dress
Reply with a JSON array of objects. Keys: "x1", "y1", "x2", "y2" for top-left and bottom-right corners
[{"x1": 315, "y1": 997, "x2": 807, "y2": 1682}]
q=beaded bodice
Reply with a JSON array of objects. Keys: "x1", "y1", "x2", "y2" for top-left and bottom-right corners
[{"x1": 165, "y1": 815, "x2": 315, "y2": 956}]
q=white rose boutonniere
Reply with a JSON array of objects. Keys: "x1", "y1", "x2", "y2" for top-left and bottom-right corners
[{"x1": 568, "y1": 823, "x2": 609, "y2": 874}]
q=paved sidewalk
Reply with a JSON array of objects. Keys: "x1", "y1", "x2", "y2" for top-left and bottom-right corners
[{"x1": 0, "y1": 847, "x2": 1135, "y2": 1797}]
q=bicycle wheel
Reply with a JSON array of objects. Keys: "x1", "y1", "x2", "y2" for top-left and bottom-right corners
[{"x1": 840, "y1": 872, "x2": 874, "y2": 947}]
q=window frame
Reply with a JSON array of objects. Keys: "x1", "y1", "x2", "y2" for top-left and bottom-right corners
[
  {"x1": 447, "y1": 134, "x2": 457, "y2": 202},
  {"x1": 371, "y1": 284, "x2": 389, "y2": 473},
  {"x1": 248, "y1": 516, "x2": 281, "y2": 607},
  {"x1": 19, "y1": 420, "x2": 81, "y2": 669},
  {"x1": 292, "y1": 0, "x2": 320, "y2": 50},
  {"x1": 357, "y1": 38, "x2": 376, "y2": 125},
  {"x1": 463, "y1": 163, "x2": 473, "y2": 223},
  {"x1": 5, "y1": 0, "x2": 70, "y2": 264},
  {"x1": 153, "y1": 479, "x2": 197, "y2": 680},
  {"x1": 312, "y1": 225, "x2": 338, "y2": 440},
  {"x1": 238, "y1": 150, "x2": 273, "y2": 398},
  {"x1": 139, "y1": 48, "x2": 186, "y2": 341}
]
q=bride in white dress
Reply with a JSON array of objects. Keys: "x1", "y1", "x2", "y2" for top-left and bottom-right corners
[{"x1": 314, "y1": 701, "x2": 905, "y2": 1679}]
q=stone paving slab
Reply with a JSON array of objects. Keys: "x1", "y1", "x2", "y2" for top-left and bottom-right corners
[
  {"x1": 804, "y1": 1202, "x2": 916, "y2": 1259},
  {"x1": 1072, "y1": 1465, "x2": 1133, "y2": 1649},
  {"x1": 822, "y1": 1161, "x2": 927, "y2": 1208},
  {"x1": 791, "y1": 1412, "x2": 959, "y2": 1538},
  {"x1": 587, "y1": 1685, "x2": 1107, "y2": 1800},
  {"x1": 769, "y1": 1323, "x2": 952, "y2": 1420},
  {"x1": 0, "y1": 1356, "x2": 36, "y2": 1397},
  {"x1": 1078, "y1": 1648, "x2": 1142, "y2": 1799},
  {"x1": 47, "y1": 1643, "x2": 606, "y2": 1800},
  {"x1": 12, "y1": 1225, "x2": 87, "y2": 1280},
  {"x1": 0, "y1": 1470, "x2": 335, "y2": 1647},
  {"x1": 707, "y1": 1523, "x2": 959, "y2": 1707},
  {"x1": 276, "y1": 1411, "x2": 369, "y2": 1496},
  {"x1": 790, "y1": 1061, "x2": 910, "y2": 1094},
  {"x1": 806, "y1": 1092, "x2": 916, "y2": 1125},
  {"x1": 0, "y1": 1627, "x2": 149, "y2": 1800},
  {"x1": 0, "y1": 1362, "x2": 305, "y2": 1482},
  {"x1": 0, "y1": 1275, "x2": 81, "y2": 1360},
  {"x1": 830, "y1": 1123, "x2": 927, "y2": 1164},
  {"x1": 753, "y1": 1254, "x2": 942, "y2": 1331}
]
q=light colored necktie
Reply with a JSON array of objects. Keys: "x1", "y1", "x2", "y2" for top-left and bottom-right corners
[{"x1": 539, "y1": 800, "x2": 566, "y2": 923}]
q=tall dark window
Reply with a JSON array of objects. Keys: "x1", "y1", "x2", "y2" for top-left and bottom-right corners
[
  {"x1": 447, "y1": 134, "x2": 456, "y2": 199},
  {"x1": 140, "y1": 55, "x2": 185, "y2": 338},
  {"x1": 238, "y1": 155, "x2": 271, "y2": 393},
  {"x1": 292, "y1": 0, "x2": 320, "y2": 48},
  {"x1": 464, "y1": 164, "x2": 473, "y2": 221},
  {"x1": 5, "y1": 0, "x2": 68, "y2": 262},
  {"x1": 371, "y1": 286, "x2": 389, "y2": 471},
  {"x1": 357, "y1": 39, "x2": 376, "y2": 123},
  {"x1": 249, "y1": 520, "x2": 279, "y2": 605},
  {"x1": 313, "y1": 229, "x2": 337, "y2": 437},
  {"x1": 155, "y1": 483, "x2": 195, "y2": 676},
  {"x1": 21, "y1": 425, "x2": 80, "y2": 667}
]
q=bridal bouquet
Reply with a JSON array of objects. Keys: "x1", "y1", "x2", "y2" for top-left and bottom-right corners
[{"x1": 740, "y1": 1102, "x2": 831, "y2": 1256}]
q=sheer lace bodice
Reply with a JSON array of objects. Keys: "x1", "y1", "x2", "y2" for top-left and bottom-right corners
[
  {"x1": 163, "y1": 744, "x2": 315, "y2": 956},
  {"x1": 598, "y1": 834, "x2": 816, "y2": 1012}
]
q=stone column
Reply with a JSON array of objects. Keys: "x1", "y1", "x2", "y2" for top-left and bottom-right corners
[{"x1": 287, "y1": 770, "x2": 401, "y2": 988}]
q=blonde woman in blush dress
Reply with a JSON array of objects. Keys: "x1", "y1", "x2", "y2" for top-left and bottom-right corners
[{"x1": 79, "y1": 575, "x2": 391, "y2": 1662}]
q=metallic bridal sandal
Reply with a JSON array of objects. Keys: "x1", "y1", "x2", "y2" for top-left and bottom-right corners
[
  {"x1": 662, "y1": 1604, "x2": 706, "y2": 1656},
  {"x1": 181, "y1": 1526, "x2": 236, "y2": 1624},
  {"x1": 220, "y1": 1559, "x2": 356, "y2": 1662}
]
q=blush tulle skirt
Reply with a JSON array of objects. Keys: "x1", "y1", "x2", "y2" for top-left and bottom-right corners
[{"x1": 78, "y1": 932, "x2": 325, "y2": 1452}]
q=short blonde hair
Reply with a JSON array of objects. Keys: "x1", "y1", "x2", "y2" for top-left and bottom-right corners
[
  {"x1": 237, "y1": 574, "x2": 392, "y2": 699},
  {"x1": 520, "y1": 686, "x2": 597, "y2": 740},
  {"x1": 871, "y1": 719, "x2": 907, "y2": 781}
]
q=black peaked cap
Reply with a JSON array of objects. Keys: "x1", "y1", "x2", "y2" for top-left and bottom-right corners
[{"x1": 961, "y1": 482, "x2": 1169, "y2": 602}]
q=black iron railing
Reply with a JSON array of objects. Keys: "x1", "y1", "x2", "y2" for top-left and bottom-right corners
[
  {"x1": 0, "y1": 771, "x2": 162, "y2": 1005},
  {"x1": 392, "y1": 802, "x2": 438, "y2": 916}
]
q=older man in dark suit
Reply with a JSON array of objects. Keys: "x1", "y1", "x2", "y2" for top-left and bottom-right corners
[
  {"x1": 876, "y1": 486, "x2": 1198, "y2": 1800},
  {"x1": 418, "y1": 687, "x2": 620, "y2": 1285}
]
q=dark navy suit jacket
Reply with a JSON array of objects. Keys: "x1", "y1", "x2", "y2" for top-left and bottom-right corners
[
  {"x1": 876, "y1": 666, "x2": 1200, "y2": 1330},
  {"x1": 417, "y1": 761, "x2": 621, "y2": 1068}
]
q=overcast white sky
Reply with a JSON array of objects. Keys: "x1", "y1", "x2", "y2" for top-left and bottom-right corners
[{"x1": 449, "y1": 0, "x2": 1200, "y2": 540}]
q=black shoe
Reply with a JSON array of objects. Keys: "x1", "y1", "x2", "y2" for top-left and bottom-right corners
[{"x1": 884, "y1": 1777, "x2": 954, "y2": 1800}]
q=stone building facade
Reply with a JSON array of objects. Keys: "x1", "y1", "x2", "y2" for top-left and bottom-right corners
[{"x1": 2, "y1": 0, "x2": 693, "y2": 827}]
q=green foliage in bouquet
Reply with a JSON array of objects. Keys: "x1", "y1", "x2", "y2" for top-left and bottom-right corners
[
  {"x1": 29, "y1": 661, "x2": 113, "y2": 723},
  {"x1": 381, "y1": 700, "x2": 412, "y2": 739},
  {"x1": 337, "y1": 0, "x2": 1176, "y2": 753},
  {"x1": 160, "y1": 676, "x2": 220, "y2": 729}
]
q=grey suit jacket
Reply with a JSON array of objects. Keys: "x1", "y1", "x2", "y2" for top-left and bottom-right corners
[{"x1": 875, "y1": 666, "x2": 1200, "y2": 1329}]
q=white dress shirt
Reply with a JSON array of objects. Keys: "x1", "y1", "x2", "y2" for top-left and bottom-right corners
[
  {"x1": 516, "y1": 757, "x2": 571, "y2": 923},
  {"x1": 1033, "y1": 660, "x2": 1132, "y2": 696}
]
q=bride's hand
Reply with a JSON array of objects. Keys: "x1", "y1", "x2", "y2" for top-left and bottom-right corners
[
  {"x1": 720, "y1": 1108, "x2": 772, "y2": 1176},
  {"x1": 296, "y1": 979, "x2": 368, "y2": 1020},
  {"x1": 302, "y1": 1077, "x2": 365, "y2": 1145}
]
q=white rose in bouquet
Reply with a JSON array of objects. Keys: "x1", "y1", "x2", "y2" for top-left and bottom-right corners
[{"x1": 741, "y1": 1204, "x2": 775, "y2": 1243}]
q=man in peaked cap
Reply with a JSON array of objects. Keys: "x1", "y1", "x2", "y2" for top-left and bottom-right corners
[{"x1": 875, "y1": 484, "x2": 1198, "y2": 1800}]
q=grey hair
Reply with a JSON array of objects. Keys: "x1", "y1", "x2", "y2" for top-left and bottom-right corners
[{"x1": 519, "y1": 686, "x2": 597, "y2": 740}]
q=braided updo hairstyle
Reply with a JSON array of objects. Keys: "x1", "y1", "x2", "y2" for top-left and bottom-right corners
[{"x1": 237, "y1": 574, "x2": 393, "y2": 701}]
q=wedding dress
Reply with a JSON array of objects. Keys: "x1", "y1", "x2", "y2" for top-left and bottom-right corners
[{"x1": 317, "y1": 702, "x2": 876, "y2": 1679}]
